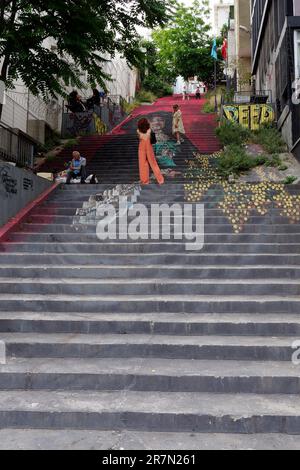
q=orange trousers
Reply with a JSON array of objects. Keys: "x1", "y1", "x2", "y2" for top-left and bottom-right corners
[{"x1": 139, "y1": 138, "x2": 164, "y2": 185}]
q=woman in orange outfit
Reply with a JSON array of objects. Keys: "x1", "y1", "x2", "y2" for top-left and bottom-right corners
[{"x1": 137, "y1": 118, "x2": 165, "y2": 185}]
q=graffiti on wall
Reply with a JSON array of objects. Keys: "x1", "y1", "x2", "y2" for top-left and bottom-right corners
[
  {"x1": 93, "y1": 113, "x2": 107, "y2": 135},
  {"x1": 222, "y1": 104, "x2": 275, "y2": 130},
  {"x1": 23, "y1": 178, "x2": 34, "y2": 191},
  {"x1": 65, "y1": 111, "x2": 94, "y2": 137},
  {"x1": 0, "y1": 165, "x2": 18, "y2": 195},
  {"x1": 63, "y1": 111, "x2": 108, "y2": 137}
]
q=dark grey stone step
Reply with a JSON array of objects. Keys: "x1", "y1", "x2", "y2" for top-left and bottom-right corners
[
  {"x1": 0, "y1": 295, "x2": 299, "y2": 314},
  {"x1": 0, "y1": 390, "x2": 299, "y2": 433},
  {"x1": 0, "y1": 429, "x2": 299, "y2": 450},
  {"x1": 0, "y1": 312, "x2": 299, "y2": 336},
  {"x1": 0, "y1": 265, "x2": 298, "y2": 280},
  {"x1": 26, "y1": 215, "x2": 300, "y2": 226},
  {"x1": 8, "y1": 232, "x2": 300, "y2": 244},
  {"x1": 0, "y1": 358, "x2": 299, "y2": 394},
  {"x1": 0, "y1": 279, "x2": 299, "y2": 296},
  {"x1": 0, "y1": 332, "x2": 298, "y2": 361},
  {"x1": 3, "y1": 242, "x2": 300, "y2": 255},
  {"x1": 0, "y1": 253, "x2": 299, "y2": 266},
  {"x1": 19, "y1": 223, "x2": 300, "y2": 234}
]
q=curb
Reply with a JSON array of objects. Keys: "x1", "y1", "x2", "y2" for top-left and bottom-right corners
[{"x1": 0, "y1": 182, "x2": 60, "y2": 243}]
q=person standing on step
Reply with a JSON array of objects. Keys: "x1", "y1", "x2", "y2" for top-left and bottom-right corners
[
  {"x1": 182, "y1": 84, "x2": 189, "y2": 101},
  {"x1": 137, "y1": 118, "x2": 165, "y2": 186},
  {"x1": 66, "y1": 151, "x2": 87, "y2": 184},
  {"x1": 173, "y1": 105, "x2": 186, "y2": 146},
  {"x1": 195, "y1": 86, "x2": 201, "y2": 100}
]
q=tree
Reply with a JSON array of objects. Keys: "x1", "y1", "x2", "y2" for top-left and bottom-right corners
[
  {"x1": 152, "y1": 0, "x2": 224, "y2": 86},
  {"x1": 139, "y1": 39, "x2": 173, "y2": 97},
  {"x1": 0, "y1": 1, "x2": 171, "y2": 118}
]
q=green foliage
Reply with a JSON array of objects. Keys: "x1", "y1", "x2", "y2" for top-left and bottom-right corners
[
  {"x1": 264, "y1": 154, "x2": 282, "y2": 168},
  {"x1": 64, "y1": 138, "x2": 80, "y2": 148},
  {"x1": 251, "y1": 127, "x2": 286, "y2": 154},
  {"x1": 202, "y1": 102, "x2": 215, "y2": 114},
  {"x1": 0, "y1": 1, "x2": 170, "y2": 110},
  {"x1": 217, "y1": 145, "x2": 265, "y2": 177},
  {"x1": 216, "y1": 120, "x2": 251, "y2": 146},
  {"x1": 38, "y1": 132, "x2": 62, "y2": 153},
  {"x1": 278, "y1": 165, "x2": 288, "y2": 171},
  {"x1": 143, "y1": 75, "x2": 173, "y2": 97},
  {"x1": 138, "y1": 39, "x2": 174, "y2": 97},
  {"x1": 152, "y1": 0, "x2": 224, "y2": 86},
  {"x1": 283, "y1": 176, "x2": 298, "y2": 185},
  {"x1": 136, "y1": 89, "x2": 157, "y2": 103},
  {"x1": 123, "y1": 100, "x2": 141, "y2": 114},
  {"x1": 222, "y1": 88, "x2": 235, "y2": 104}
]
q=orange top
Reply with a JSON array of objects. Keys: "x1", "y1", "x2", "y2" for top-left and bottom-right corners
[{"x1": 137, "y1": 129, "x2": 151, "y2": 141}]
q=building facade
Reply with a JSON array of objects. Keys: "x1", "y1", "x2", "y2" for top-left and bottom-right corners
[
  {"x1": 226, "y1": 0, "x2": 252, "y2": 92},
  {"x1": 251, "y1": 0, "x2": 300, "y2": 155},
  {"x1": 214, "y1": 0, "x2": 235, "y2": 35},
  {"x1": 1, "y1": 54, "x2": 137, "y2": 145}
]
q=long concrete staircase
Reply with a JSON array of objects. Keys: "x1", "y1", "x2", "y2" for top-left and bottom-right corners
[{"x1": 0, "y1": 97, "x2": 300, "y2": 449}]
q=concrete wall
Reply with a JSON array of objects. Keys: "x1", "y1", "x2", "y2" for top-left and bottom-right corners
[
  {"x1": 280, "y1": 111, "x2": 294, "y2": 150},
  {"x1": 0, "y1": 163, "x2": 52, "y2": 227},
  {"x1": 1, "y1": 79, "x2": 62, "y2": 144}
]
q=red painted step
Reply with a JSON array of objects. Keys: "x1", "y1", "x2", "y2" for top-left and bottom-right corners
[{"x1": 40, "y1": 95, "x2": 221, "y2": 178}]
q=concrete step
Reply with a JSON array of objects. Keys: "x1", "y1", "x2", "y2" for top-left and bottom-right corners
[
  {"x1": 0, "y1": 390, "x2": 299, "y2": 433},
  {"x1": 8, "y1": 232, "x2": 300, "y2": 244},
  {"x1": 0, "y1": 332, "x2": 298, "y2": 360},
  {"x1": 0, "y1": 358, "x2": 300, "y2": 394},
  {"x1": 0, "y1": 253, "x2": 299, "y2": 266},
  {"x1": 25, "y1": 215, "x2": 300, "y2": 226},
  {"x1": 18, "y1": 223, "x2": 300, "y2": 234},
  {"x1": 0, "y1": 311, "x2": 299, "y2": 336},
  {"x1": 0, "y1": 429, "x2": 299, "y2": 450},
  {"x1": 3, "y1": 242, "x2": 300, "y2": 255},
  {"x1": 0, "y1": 278, "x2": 299, "y2": 296},
  {"x1": 32, "y1": 206, "x2": 300, "y2": 215},
  {"x1": 0, "y1": 265, "x2": 298, "y2": 280},
  {"x1": 0, "y1": 294, "x2": 299, "y2": 314}
]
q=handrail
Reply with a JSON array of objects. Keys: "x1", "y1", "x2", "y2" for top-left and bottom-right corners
[
  {"x1": 221, "y1": 89, "x2": 273, "y2": 105},
  {"x1": 61, "y1": 96, "x2": 128, "y2": 138}
]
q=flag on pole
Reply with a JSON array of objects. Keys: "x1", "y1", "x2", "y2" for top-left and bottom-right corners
[
  {"x1": 221, "y1": 38, "x2": 228, "y2": 61},
  {"x1": 211, "y1": 38, "x2": 218, "y2": 60}
]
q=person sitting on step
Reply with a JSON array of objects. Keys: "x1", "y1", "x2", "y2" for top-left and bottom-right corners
[{"x1": 66, "y1": 151, "x2": 87, "y2": 184}]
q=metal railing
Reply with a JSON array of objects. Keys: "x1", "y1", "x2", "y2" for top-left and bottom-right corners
[
  {"x1": 222, "y1": 89, "x2": 273, "y2": 105},
  {"x1": 61, "y1": 95, "x2": 128, "y2": 138},
  {"x1": 0, "y1": 123, "x2": 35, "y2": 168}
]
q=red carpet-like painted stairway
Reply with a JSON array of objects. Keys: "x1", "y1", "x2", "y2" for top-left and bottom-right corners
[{"x1": 40, "y1": 95, "x2": 222, "y2": 182}]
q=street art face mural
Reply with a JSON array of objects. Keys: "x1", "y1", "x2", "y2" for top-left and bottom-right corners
[
  {"x1": 149, "y1": 115, "x2": 177, "y2": 168},
  {"x1": 222, "y1": 104, "x2": 275, "y2": 130}
]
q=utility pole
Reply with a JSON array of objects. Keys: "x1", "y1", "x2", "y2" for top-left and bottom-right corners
[
  {"x1": 211, "y1": 38, "x2": 218, "y2": 112},
  {"x1": 214, "y1": 59, "x2": 218, "y2": 112}
]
